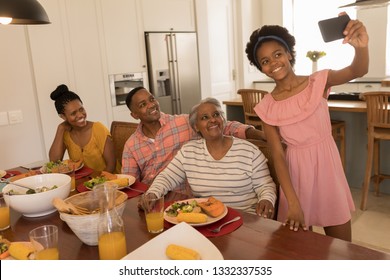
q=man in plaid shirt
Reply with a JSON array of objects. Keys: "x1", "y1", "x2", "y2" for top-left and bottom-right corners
[{"x1": 121, "y1": 87, "x2": 264, "y2": 194}]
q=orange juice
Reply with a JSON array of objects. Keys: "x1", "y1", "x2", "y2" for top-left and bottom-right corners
[
  {"x1": 70, "y1": 174, "x2": 76, "y2": 191},
  {"x1": 98, "y1": 231, "x2": 127, "y2": 260},
  {"x1": 0, "y1": 206, "x2": 10, "y2": 230},
  {"x1": 145, "y1": 212, "x2": 164, "y2": 233},
  {"x1": 36, "y1": 248, "x2": 59, "y2": 260}
]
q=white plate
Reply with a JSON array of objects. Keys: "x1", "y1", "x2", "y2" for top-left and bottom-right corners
[
  {"x1": 0, "y1": 170, "x2": 6, "y2": 178},
  {"x1": 40, "y1": 162, "x2": 84, "y2": 174},
  {"x1": 85, "y1": 174, "x2": 136, "y2": 190},
  {"x1": 164, "y1": 198, "x2": 228, "y2": 227},
  {"x1": 122, "y1": 222, "x2": 224, "y2": 260}
]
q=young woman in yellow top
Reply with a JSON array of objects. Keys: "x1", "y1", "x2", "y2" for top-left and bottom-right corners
[{"x1": 49, "y1": 84, "x2": 116, "y2": 172}]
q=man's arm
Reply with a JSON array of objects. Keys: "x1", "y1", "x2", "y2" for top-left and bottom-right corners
[{"x1": 245, "y1": 127, "x2": 266, "y2": 140}]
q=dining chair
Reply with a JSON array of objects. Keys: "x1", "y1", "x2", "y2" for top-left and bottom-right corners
[
  {"x1": 331, "y1": 119, "x2": 346, "y2": 170},
  {"x1": 360, "y1": 91, "x2": 390, "y2": 210},
  {"x1": 237, "y1": 89, "x2": 268, "y2": 130},
  {"x1": 110, "y1": 121, "x2": 139, "y2": 173},
  {"x1": 247, "y1": 138, "x2": 281, "y2": 219}
]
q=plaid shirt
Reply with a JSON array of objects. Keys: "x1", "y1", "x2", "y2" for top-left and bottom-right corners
[{"x1": 121, "y1": 112, "x2": 249, "y2": 192}]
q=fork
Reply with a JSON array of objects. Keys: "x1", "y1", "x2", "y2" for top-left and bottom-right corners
[{"x1": 207, "y1": 216, "x2": 241, "y2": 233}]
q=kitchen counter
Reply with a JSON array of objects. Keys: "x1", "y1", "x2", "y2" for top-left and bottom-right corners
[{"x1": 222, "y1": 96, "x2": 390, "y2": 195}]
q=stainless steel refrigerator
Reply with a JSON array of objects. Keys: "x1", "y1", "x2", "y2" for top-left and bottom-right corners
[{"x1": 145, "y1": 32, "x2": 201, "y2": 115}]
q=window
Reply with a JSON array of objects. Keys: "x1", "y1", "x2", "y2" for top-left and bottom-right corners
[{"x1": 285, "y1": 0, "x2": 356, "y2": 74}]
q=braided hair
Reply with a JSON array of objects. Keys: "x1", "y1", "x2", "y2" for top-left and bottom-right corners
[{"x1": 50, "y1": 84, "x2": 82, "y2": 115}]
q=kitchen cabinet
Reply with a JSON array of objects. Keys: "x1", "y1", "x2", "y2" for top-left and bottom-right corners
[
  {"x1": 331, "y1": 82, "x2": 382, "y2": 93},
  {"x1": 139, "y1": 0, "x2": 196, "y2": 31},
  {"x1": 99, "y1": 0, "x2": 146, "y2": 73}
]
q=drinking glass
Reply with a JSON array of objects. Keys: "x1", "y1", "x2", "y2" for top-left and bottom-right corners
[
  {"x1": 29, "y1": 225, "x2": 59, "y2": 260},
  {"x1": 142, "y1": 194, "x2": 164, "y2": 234},
  {"x1": 0, "y1": 193, "x2": 10, "y2": 230}
]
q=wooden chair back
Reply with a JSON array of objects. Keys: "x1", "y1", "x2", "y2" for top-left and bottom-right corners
[
  {"x1": 110, "y1": 121, "x2": 139, "y2": 172},
  {"x1": 246, "y1": 138, "x2": 280, "y2": 219},
  {"x1": 363, "y1": 91, "x2": 390, "y2": 130},
  {"x1": 237, "y1": 89, "x2": 268, "y2": 129}
]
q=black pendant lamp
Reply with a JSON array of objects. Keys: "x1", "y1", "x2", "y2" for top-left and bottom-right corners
[
  {"x1": 339, "y1": 0, "x2": 390, "y2": 9},
  {"x1": 0, "y1": 0, "x2": 50, "y2": 25}
]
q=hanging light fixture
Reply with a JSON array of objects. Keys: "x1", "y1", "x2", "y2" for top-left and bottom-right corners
[
  {"x1": 339, "y1": 0, "x2": 390, "y2": 9},
  {"x1": 0, "y1": 0, "x2": 50, "y2": 25}
]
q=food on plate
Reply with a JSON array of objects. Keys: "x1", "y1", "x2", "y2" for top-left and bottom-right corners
[
  {"x1": 166, "y1": 244, "x2": 201, "y2": 260},
  {"x1": 8, "y1": 242, "x2": 34, "y2": 260},
  {"x1": 198, "y1": 196, "x2": 225, "y2": 218},
  {"x1": 84, "y1": 172, "x2": 132, "y2": 189},
  {"x1": 100, "y1": 171, "x2": 117, "y2": 180},
  {"x1": 165, "y1": 200, "x2": 201, "y2": 217},
  {"x1": 8, "y1": 170, "x2": 39, "y2": 182},
  {"x1": 108, "y1": 178, "x2": 129, "y2": 188},
  {"x1": 83, "y1": 176, "x2": 107, "y2": 189},
  {"x1": 7, "y1": 185, "x2": 58, "y2": 195},
  {"x1": 65, "y1": 159, "x2": 83, "y2": 170},
  {"x1": 43, "y1": 159, "x2": 82, "y2": 173},
  {"x1": 176, "y1": 212, "x2": 207, "y2": 223},
  {"x1": 0, "y1": 237, "x2": 10, "y2": 259}
]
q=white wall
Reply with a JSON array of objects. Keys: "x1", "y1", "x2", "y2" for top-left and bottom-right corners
[{"x1": 0, "y1": 26, "x2": 46, "y2": 169}]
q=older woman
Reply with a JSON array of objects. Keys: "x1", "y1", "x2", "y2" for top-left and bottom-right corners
[
  {"x1": 49, "y1": 84, "x2": 116, "y2": 172},
  {"x1": 146, "y1": 97, "x2": 276, "y2": 217}
]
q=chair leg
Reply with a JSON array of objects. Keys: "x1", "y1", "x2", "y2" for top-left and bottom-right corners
[
  {"x1": 361, "y1": 135, "x2": 374, "y2": 210},
  {"x1": 373, "y1": 140, "x2": 380, "y2": 196}
]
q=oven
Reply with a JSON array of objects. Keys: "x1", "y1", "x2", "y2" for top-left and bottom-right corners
[{"x1": 109, "y1": 72, "x2": 147, "y2": 107}]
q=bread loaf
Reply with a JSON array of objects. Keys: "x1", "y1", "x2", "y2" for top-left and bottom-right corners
[
  {"x1": 166, "y1": 244, "x2": 201, "y2": 260},
  {"x1": 176, "y1": 212, "x2": 207, "y2": 223},
  {"x1": 198, "y1": 197, "x2": 225, "y2": 217}
]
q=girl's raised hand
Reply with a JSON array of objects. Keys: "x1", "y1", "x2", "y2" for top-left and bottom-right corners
[{"x1": 342, "y1": 18, "x2": 369, "y2": 47}]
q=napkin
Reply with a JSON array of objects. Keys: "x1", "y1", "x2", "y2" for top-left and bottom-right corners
[{"x1": 164, "y1": 207, "x2": 243, "y2": 238}]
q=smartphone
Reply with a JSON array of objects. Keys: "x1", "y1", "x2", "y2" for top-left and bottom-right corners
[{"x1": 318, "y1": 14, "x2": 350, "y2": 42}]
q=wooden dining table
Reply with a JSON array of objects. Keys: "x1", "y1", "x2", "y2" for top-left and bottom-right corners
[{"x1": 2, "y1": 168, "x2": 390, "y2": 260}]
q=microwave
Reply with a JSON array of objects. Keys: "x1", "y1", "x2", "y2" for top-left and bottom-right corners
[{"x1": 109, "y1": 72, "x2": 147, "y2": 107}]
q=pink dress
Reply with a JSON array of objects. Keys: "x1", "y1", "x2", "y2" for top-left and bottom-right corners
[{"x1": 254, "y1": 70, "x2": 355, "y2": 227}]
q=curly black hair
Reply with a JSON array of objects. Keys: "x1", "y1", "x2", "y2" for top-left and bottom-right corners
[
  {"x1": 245, "y1": 25, "x2": 296, "y2": 71},
  {"x1": 50, "y1": 84, "x2": 82, "y2": 115}
]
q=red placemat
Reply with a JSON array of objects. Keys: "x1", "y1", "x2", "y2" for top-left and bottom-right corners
[
  {"x1": 76, "y1": 180, "x2": 147, "y2": 198},
  {"x1": 75, "y1": 166, "x2": 94, "y2": 180},
  {"x1": 164, "y1": 207, "x2": 243, "y2": 238}
]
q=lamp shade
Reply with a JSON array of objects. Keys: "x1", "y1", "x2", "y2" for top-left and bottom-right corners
[
  {"x1": 339, "y1": 0, "x2": 390, "y2": 9},
  {"x1": 0, "y1": 0, "x2": 50, "y2": 24}
]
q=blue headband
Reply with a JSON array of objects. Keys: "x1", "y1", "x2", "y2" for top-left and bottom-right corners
[{"x1": 253, "y1": 35, "x2": 290, "y2": 68}]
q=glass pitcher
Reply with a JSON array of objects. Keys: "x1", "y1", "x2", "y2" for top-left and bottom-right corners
[{"x1": 94, "y1": 182, "x2": 127, "y2": 260}]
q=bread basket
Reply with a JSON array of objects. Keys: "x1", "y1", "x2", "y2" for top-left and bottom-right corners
[{"x1": 59, "y1": 190, "x2": 127, "y2": 246}]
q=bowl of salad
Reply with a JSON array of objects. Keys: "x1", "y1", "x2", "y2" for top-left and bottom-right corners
[{"x1": 2, "y1": 174, "x2": 71, "y2": 217}]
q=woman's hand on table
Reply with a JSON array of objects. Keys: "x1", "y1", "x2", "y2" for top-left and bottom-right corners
[{"x1": 256, "y1": 199, "x2": 274, "y2": 219}]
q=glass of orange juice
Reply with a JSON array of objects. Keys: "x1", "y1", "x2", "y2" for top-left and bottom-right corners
[
  {"x1": 142, "y1": 194, "x2": 164, "y2": 234},
  {"x1": 29, "y1": 225, "x2": 59, "y2": 260},
  {"x1": 0, "y1": 193, "x2": 10, "y2": 230}
]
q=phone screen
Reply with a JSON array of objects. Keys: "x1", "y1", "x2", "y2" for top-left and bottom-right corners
[{"x1": 318, "y1": 14, "x2": 350, "y2": 42}]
